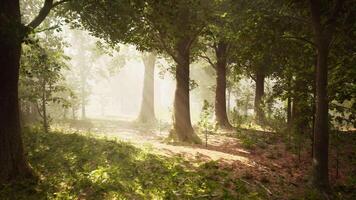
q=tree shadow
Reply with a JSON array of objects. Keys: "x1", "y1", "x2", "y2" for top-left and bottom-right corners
[{"x1": 0, "y1": 127, "x2": 265, "y2": 200}]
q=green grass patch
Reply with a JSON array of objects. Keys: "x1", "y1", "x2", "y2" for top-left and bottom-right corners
[{"x1": 0, "y1": 127, "x2": 265, "y2": 200}]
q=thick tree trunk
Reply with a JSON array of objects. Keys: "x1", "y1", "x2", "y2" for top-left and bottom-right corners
[
  {"x1": 137, "y1": 52, "x2": 156, "y2": 124},
  {"x1": 215, "y1": 42, "x2": 233, "y2": 129},
  {"x1": 254, "y1": 69, "x2": 265, "y2": 123},
  {"x1": 0, "y1": 0, "x2": 33, "y2": 183},
  {"x1": 170, "y1": 39, "x2": 200, "y2": 143},
  {"x1": 227, "y1": 87, "x2": 231, "y2": 114}
]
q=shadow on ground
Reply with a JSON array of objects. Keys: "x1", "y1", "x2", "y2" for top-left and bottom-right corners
[{"x1": 0, "y1": 127, "x2": 265, "y2": 200}]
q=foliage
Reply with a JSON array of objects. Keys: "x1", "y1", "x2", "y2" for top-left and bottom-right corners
[
  {"x1": 0, "y1": 128, "x2": 266, "y2": 200},
  {"x1": 197, "y1": 100, "x2": 216, "y2": 132},
  {"x1": 20, "y1": 34, "x2": 71, "y2": 130},
  {"x1": 64, "y1": 0, "x2": 216, "y2": 59}
]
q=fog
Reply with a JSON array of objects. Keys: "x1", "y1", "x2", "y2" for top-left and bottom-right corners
[{"x1": 62, "y1": 28, "x2": 220, "y2": 123}]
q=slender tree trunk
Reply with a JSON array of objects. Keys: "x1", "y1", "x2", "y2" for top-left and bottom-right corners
[
  {"x1": 287, "y1": 96, "x2": 292, "y2": 126},
  {"x1": 72, "y1": 107, "x2": 76, "y2": 120},
  {"x1": 41, "y1": 82, "x2": 48, "y2": 133},
  {"x1": 63, "y1": 108, "x2": 68, "y2": 120},
  {"x1": 170, "y1": 38, "x2": 200, "y2": 143},
  {"x1": 287, "y1": 79, "x2": 292, "y2": 127},
  {"x1": 215, "y1": 42, "x2": 233, "y2": 129},
  {"x1": 244, "y1": 94, "x2": 249, "y2": 116},
  {"x1": 311, "y1": 81, "x2": 316, "y2": 158},
  {"x1": 0, "y1": 0, "x2": 33, "y2": 183},
  {"x1": 312, "y1": 40, "x2": 330, "y2": 191},
  {"x1": 254, "y1": 68, "x2": 265, "y2": 123},
  {"x1": 81, "y1": 78, "x2": 86, "y2": 119},
  {"x1": 81, "y1": 103, "x2": 86, "y2": 119},
  {"x1": 137, "y1": 52, "x2": 156, "y2": 124}
]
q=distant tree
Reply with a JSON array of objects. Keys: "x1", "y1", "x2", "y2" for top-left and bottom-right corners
[
  {"x1": 227, "y1": 1, "x2": 285, "y2": 124},
  {"x1": 137, "y1": 52, "x2": 157, "y2": 124}
]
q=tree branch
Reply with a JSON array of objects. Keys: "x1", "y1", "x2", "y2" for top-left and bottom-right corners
[
  {"x1": 52, "y1": 0, "x2": 70, "y2": 7},
  {"x1": 199, "y1": 53, "x2": 216, "y2": 69},
  {"x1": 156, "y1": 30, "x2": 179, "y2": 63},
  {"x1": 186, "y1": 24, "x2": 206, "y2": 51},
  {"x1": 281, "y1": 36, "x2": 316, "y2": 47},
  {"x1": 26, "y1": 0, "x2": 70, "y2": 31},
  {"x1": 34, "y1": 24, "x2": 60, "y2": 33},
  {"x1": 248, "y1": 73, "x2": 256, "y2": 81},
  {"x1": 146, "y1": 19, "x2": 180, "y2": 63}
]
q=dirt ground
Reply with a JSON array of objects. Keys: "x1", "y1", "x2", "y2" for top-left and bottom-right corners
[{"x1": 59, "y1": 119, "x2": 355, "y2": 200}]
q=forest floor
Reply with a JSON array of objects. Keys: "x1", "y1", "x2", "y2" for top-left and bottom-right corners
[
  {"x1": 1, "y1": 119, "x2": 354, "y2": 200},
  {"x1": 61, "y1": 119, "x2": 356, "y2": 200}
]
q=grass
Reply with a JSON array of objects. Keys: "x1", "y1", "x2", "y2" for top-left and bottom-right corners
[{"x1": 0, "y1": 127, "x2": 265, "y2": 200}]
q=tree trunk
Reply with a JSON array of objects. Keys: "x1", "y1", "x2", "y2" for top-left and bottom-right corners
[
  {"x1": 244, "y1": 94, "x2": 250, "y2": 116},
  {"x1": 81, "y1": 103, "x2": 86, "y2": 119},
  {"x1": 0, "y1": 0, "x2": 33, "y2": 183},
  {"x1": 287, "y1": 96, "x2": 292, "y2": 126},
  {"x1": 227, "y1": 87, "x2": 231, "y2": 114},
  {"x1": 72, "y1": 107, "x2": 76, "y2": 120},
  {"x1": 215, "y1": 42, "x2": 233, "y2": 129},
  {"x1": 81, "y1": 79, "x2": 86, "y2": 119},
  {"x1": 254, "y1": 68, "x2": 265, "y2": 123},
  {"x1": 170, "y1": 38, "x2": 200, "y2": 143},
  {"x1": 312, "y1": 40, "x2": 330, "y2": 191},
  {"x1": 137, "y1": 52, "x2": 156, "y2": 124},
  {"x1": 309, "y1": 0, "x2": 339, "y2": 192},
  {"x1": 41, "y1": 82, "x2": 48, "y2": 133}
]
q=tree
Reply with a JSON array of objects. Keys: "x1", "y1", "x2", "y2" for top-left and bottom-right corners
[
  {"x1": 20, "y1": 36, "x2": 69, "y2": 133},
  {"x1": 65, "y1": 0, "x2": 217, "y2": 143},
  {"x1": 137, "y1": 52, "x2": 157, "y2": 124},
  {"x1": 308, "y1": 0, "x2": 345, "y2": 193},
  {"x1": 0, "y1": 0, "x2": 67, "y2": 183},
  {"x1": 228, "y1": 0, "x2": 286, "y2": 124}
]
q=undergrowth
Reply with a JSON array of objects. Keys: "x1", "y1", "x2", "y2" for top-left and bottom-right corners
[{"x1": 0, "y1": 127, "x2": 265, "y2": 200}]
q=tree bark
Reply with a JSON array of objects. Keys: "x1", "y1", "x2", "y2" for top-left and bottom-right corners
[
  {"x1": 309, "y1": 0, "x2": 343, "y2": 192},
  {"x1": 0, "y1": 0, "x2": 33, "y2": 183},
  {"x1": 170, "y1": 38, "x2": 200, "y2": 143},
  {"x1": 41, "y1": 81, "x2": 48, "y2": 133},
  {"x1": 215, "y1": 42, "x2": 233, "y2": 129},
  {"x1": 312, "y1": 40, "x2": 330, "y2": 191},
  {"x1": 287, "y1": 96, "x2": 292, "y2": 126},
  {"x1": 137, "y1": 52, "x2": 156, "y2": 124},
  {"x1": 227, "y1": 87, "x2": 231, "y2": 114},
  {"x1": 254, "y1": 68, "x2": 265, "y2": 123}
]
